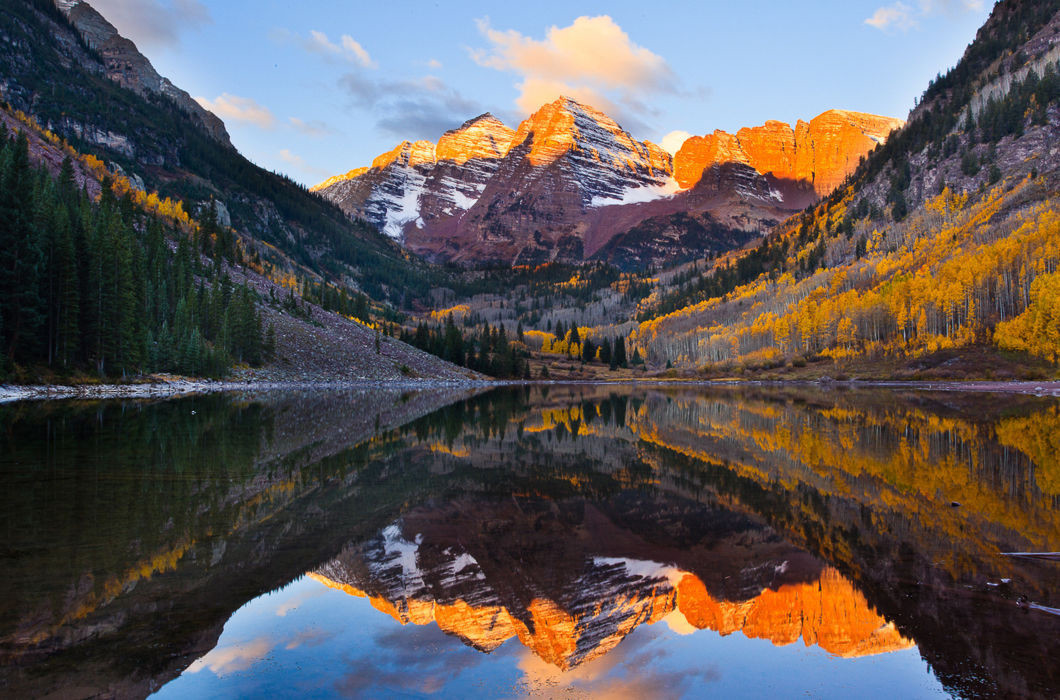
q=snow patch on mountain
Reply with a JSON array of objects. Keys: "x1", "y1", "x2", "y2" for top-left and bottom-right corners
[
  {"x1": 379, "y1": 524, "x2": 423, "y2": 580},
  {"x1": 378, "y1": 171, "x2": 425, "y2": 239},
  {"x1": 590, "y1": 177, "x2": 681, "y2": 208}
]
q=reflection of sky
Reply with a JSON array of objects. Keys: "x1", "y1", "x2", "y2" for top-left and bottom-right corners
[{"x1": 154, "y1": 575, "x2": 950, "y2": 699}]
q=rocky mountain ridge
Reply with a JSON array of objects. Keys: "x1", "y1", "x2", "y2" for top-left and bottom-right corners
[
  {"x1": 315, "y1": 99, "x2": 900, "y2": 268},
  {"x1": 673, "y1": 110, "x2": 904, "y2": 194},
  {"x1": 53, "y1": 0, "x2": 230, "y2": 145}
]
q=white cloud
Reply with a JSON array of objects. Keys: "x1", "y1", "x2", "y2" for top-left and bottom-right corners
[
  {"x1": 195, "y1": 93, "x2": 276, "y2": 129},
  {"x1": 427, "y1": 58, "x2": 443, "y2": 70},
  {"x1": 865, "y1": 3, "x2": 917, "y2": 30},
  {"x1": 304, "y1": 30, "x2": 377, "y2": 68},
  {"x1": 87, "y1": 0, "x2": 210, "y2": 49},
  {"x1": 660, "y1": 130, "x2": 692, "y2": 156},
  {"x1": 866, "y1": 0, "x2": 984, "y2": 32},
  {"x1": 470, "y1": 15, "x2": 676, "y2": 123},
  {"x1": 338, "y1": 71, "x2": 481, "y2": 139},
  {"x1": 341, "y1": 35, "x2": 374, "y2": 68}
]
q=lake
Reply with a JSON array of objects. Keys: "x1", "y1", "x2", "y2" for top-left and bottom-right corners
[{"x1": 1, "y1": 384, "x2": 1057, "y2": 698}]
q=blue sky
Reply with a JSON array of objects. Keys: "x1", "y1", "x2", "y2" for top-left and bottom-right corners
[{"x1": 88, "y1": 0, "x2": 993, "y2": 186}]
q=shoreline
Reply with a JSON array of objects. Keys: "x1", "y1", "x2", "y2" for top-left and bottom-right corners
[
  {"x1": 3, "y1": 377, "x2": 1060, "y2": 403},
  {"x1": 0, "y1": 378, "x2": 502, "y2": 403}
]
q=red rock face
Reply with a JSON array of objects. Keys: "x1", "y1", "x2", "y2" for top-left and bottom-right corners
[
  {"x1": 674, "y1": 110, "x2": 903, "y2": 195},
  {"x1": 435, "y1": 114, "x2": 516, "y2": 164}
]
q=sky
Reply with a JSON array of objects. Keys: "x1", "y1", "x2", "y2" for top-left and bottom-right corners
[{"x1": 85, "y1": 0, "x2": 994, "y2": 187}]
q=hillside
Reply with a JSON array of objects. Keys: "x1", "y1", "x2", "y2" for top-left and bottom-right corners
[
  {"x1": 0, "y1": 105, "x2": 478, "y2": 383},
  {"x1": 0, "y1": 0, "x2": 434, "y2": 305},
  {"x1": 626, "y1": 0, "x2": 1060, "y2": 378}
]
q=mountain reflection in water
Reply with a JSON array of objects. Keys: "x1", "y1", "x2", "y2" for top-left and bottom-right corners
[{"x1": 0, "y1": 384, "x2": 1057, "y2": 699}]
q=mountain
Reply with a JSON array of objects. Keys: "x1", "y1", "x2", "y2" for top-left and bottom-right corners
[
  {"x1": 0, "y1": 0, "x2": 429, "y2": 304},
  {"x1": 0, "y1": 0, "x2": 482, "y2": 382},
  {"x1": 315, "y1": 99, "x2": 900, "y2": 269},
  {"x1": 629, "y1": 0, "x2": 1060, "y2": 376}
]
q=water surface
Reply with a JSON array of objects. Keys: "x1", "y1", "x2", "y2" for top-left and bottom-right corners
[{"x1": 1, "y1": 385, "x2": 1057, "y2": 698}]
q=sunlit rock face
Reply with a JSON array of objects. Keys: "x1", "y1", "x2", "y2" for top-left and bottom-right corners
[
  {"x1": 674, "y1": 110, "x2": 903, "y2": 193},
  {"x1": 310, "y1": 500, "x2": 911, "y2": 670},
  {"x1": 311, "y1": 114, "x2": 516, "y2": 240},
  {"x1": 508, "y1": 98, "x2": 672, "y2": 190},
  {"x1": 313, "y1": 98, "x2": 675, "y2": 249},
  {"x1": 435, "y1": 114, "x2": 516, "y2": 164},
  {"x1": 675, "y1": 569, "x2": 911, "y2": 658}
]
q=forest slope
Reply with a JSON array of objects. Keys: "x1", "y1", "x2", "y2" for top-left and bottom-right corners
[{"x1": 629, "y1": 0, "x2": 1060, "y2": 378}]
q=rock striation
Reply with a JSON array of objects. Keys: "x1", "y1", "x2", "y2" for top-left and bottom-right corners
[{"x1": 674, "y1": 110, "x2": 903, "y2": 194}]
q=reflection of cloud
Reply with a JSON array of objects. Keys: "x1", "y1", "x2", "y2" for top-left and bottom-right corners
[
  {"x1": 87, "y1": 0, "x2": 210, "y2": 49},
  {"x1": 516, "y1": 626, "x2": 719, "y2": 699},
  {"x1": 285, "y1": 627, "x2": 334, "y2": 650},
  {"x1": 275, "y1": 584, "x2": 328, "y2": 617},
  {"x1": 195, "y1": 93, "x2": 276, "y2": 129},
  {"x1": 336, "y1": 624, "x2": 495, "y2": 696},
  {"x1": 865, "y1": 0, "x2": 983, "y2": 31},
  {"x1": 187, "y1": 637, "x2": 273, "y2": 676},
  {"x1": 470, "y1": 15, "x2": 676, "y2": 128},
  {"x1": 338, "y1": 72, "x2": 480, "y2": 140},
  {"x1": 662, "y1": 609, "x2": 697, "y2": 636}
]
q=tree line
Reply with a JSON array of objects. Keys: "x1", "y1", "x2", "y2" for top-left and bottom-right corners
[{"x1": 401, "y1": 316, "x2": 530, "y2": 379}]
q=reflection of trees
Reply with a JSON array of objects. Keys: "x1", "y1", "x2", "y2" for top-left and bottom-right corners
[
  {"x1": 615, "y1": 389, "x2": 1060, "y2": 699},
  {"x1": 393, "y1": 385, "x2": 1060, "y2": 697},
  {"x1": 0, "y1": 387, "x2": 476, "y2": 697}
]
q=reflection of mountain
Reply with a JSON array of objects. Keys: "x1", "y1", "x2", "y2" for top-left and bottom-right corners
[{"x1": 310, "y1": 496, "x2": 911, "y2": 670}]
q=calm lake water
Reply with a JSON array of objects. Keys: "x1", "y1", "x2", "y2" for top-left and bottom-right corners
[{"x1": 0, "y1": 384, "x2": 1058, "y2": 699}]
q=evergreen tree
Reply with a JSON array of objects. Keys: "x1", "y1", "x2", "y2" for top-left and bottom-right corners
[
  {"x1": 614, "y1": 336, "x2": 627, "y2": 368},
  {"x1": 0, "y1": 131, "x2": 44, "y2": 362},
  {"x1": 581, "y1": 338, "x2": 595, "y2": 364}
]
